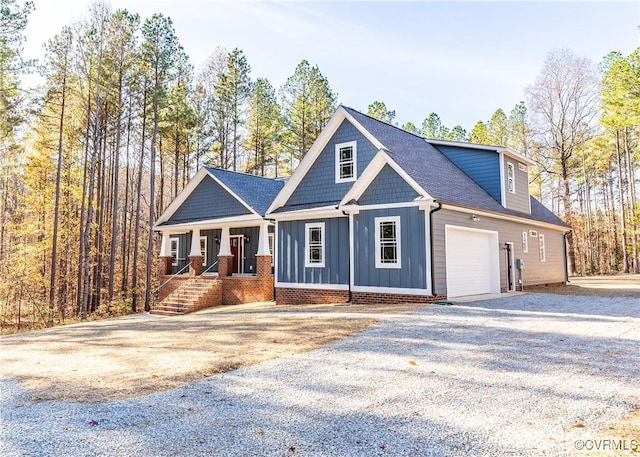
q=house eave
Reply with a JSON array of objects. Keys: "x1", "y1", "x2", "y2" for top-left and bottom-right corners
[{"x1": 440, "y1": 203, "x2": 570, "y2": 232}]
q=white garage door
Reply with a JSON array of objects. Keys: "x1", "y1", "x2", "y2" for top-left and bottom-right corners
[{"x1": 445, "y1": 226, "x2": 500, "y2": 298}]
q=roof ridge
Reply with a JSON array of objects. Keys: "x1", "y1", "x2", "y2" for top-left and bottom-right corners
[
  {"x1": 342, "y1": 105, "x2": 428, "y2": 143},
  {"x1": 205, "y1": 166, "x2": 284, "y2": 182}
]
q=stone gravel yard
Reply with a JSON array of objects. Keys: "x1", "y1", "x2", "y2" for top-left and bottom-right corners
[{"x1": 1, "y1": 286, "x2": 639, "y2": 456}]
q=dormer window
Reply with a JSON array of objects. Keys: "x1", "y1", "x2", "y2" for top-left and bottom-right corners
[
  {"x1": 335, "y1": 141, "x2": 357, "y2": 183},
  {"x1": 507, "y1": 162, "x2": 515, "y2": 193}
]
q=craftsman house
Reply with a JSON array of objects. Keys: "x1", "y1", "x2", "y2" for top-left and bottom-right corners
[
  {"x1": 266, "y1": 106, "x2": 569, "y2": 304},
  {"x1": 152, "y1": 106, "x2": 569, "y2": 313}
]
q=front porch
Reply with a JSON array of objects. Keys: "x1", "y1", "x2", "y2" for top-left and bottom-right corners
[{"x1": 154, "y1": 220, "x2": 275, "y2": 314}]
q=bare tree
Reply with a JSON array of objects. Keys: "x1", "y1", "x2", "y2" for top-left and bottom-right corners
[{"x1": 526, "y1": 49, "x2": 600, "y2": 274}]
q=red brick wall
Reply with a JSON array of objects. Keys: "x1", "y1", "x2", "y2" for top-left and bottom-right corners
[
  {"x1": 275, "y1": 287, "x2": 350, "y2": 305},
  {"x1": 350, "y1": 291, "x2": 446, "y2": 305},
  {"x1": 191, "y1": 279, "x2": 223, "y2": 311},
  {"x1": 276, "y1": 287, "x2": 446, "y2": 306},
  {"x1": 157, "y1": 276, "x2": 191, "y2": 302},
  {"x1": 222, "y1": 276, "x2": 274, "y2": 305}
]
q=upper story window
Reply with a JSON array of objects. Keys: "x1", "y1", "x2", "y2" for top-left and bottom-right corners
[
  {"x1": 538, "y1": 234, "x2": 546, "y2": 262},
  {"x1": 507, "y1": 162, "x2": 515, "y2": 193},
  {"x1": 375, "y1": 216, "x2": 401, "y2": 269},
  {"x1": 335, "y1": 141, "x2": 357, "y2": 183},
  {"x1": 305, "y1": 222, "x2": 325, "y2": 268}
]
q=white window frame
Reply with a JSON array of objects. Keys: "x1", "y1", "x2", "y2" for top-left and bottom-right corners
[
  {"x1": 522, "y1": 231, "x2": 528, "y2": 253},
  {"x1": 200, "y1": 236, "x2": 207, "y2": 266},
  {"x1": 335, "y1": 141, "x2": 357, "y2": 183},
  {"x1": 538, "y1": 234, "x2": 546, "y2": 262},
  {"x1": 529, "y1": 229, "x2": 538, "y2": 237},
  {"x1": 170, "y1": 238, "x2": 179, "y2": 267},
  {"x1": 305, "y1": 222, "x2": 325, "y2": 268},
  {"x1": 375, "y1": 216, "x2": 402, "y2": 269},
  {"x1": 268, "y1": 233, "x2": 274, "y2": 267},
  {"x1": 507, "y1": 162, "x2": 515, "y2": 194}
]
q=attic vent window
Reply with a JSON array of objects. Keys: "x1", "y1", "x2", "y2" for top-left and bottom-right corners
[{"x1": 335, "y1": 141, "x2": 357, "y2": 183}]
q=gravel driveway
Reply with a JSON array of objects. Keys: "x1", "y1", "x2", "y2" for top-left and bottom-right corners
[{"x1": 2, "y1": 293, "x2": 639, "y2": 456}]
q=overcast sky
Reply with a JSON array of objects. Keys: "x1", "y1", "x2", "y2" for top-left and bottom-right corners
[{"x1": 22, "y1": 0, "x2": 640, "y2": 130}]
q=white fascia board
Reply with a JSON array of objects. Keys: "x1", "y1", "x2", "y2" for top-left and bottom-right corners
[
  {"x1": 502, "y1": 148, "x2": 536, "y2": 166},
  {"x1": 269, "y1": 206, "x2": 344, "y2": 221},
  {"x1": 153, "y1": 214, "x2": 264, "y2": 231},
  {"x1": 267, "y1": 107, "x2": 350, "y2": 215},
  {"x1": 274, "y1": 282, "x2": 350, "y2": 291},
  {"x1": 267, "y1": 106, "x2": 387, "y2": 216},
  {"x1": 339, "y1": 150, "x2": 431, "y2": 206},
  {"x1": 440, "y1": 203, "x2": 570, "y2": 232},
  {"x1": 499, "y1": 152, "x2": 506, "y2": 207},
  {"x1": 154, "y1": 168, "x2": 209, "y2": 226}
]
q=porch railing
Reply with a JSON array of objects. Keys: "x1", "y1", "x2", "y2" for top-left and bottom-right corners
[{"x1": 153, "y1": 261, "x2": 192, "y2": 296}]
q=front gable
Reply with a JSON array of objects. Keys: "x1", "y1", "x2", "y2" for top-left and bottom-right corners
[
  {"x1": 167, "y1": 175, "x2": 251, "y2": 225},
  {"x1": 358, "y1": 164, "x2": 420, "y2": 205},
  {"x1": 283, "y1": 119, "x2": 379, "y2": 208}
]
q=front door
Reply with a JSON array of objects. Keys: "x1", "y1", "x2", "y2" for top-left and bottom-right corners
[
  {"x1": 230, "y1": 235, "x2": 244, "y2": 274},
  {"x1": 505, "y1": 242, "x2": 514, "y2": 291}
]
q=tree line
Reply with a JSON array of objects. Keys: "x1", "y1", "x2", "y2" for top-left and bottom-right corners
[{"x1": 0, "y1": 0, "x2": 637, "y2": 333}]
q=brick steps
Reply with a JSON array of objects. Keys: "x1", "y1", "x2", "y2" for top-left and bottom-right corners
[{"x1": 151, "y1": 278, "x2": 221, "y2": 316}]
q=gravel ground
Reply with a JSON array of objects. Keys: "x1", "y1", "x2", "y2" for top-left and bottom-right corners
[{"x1": 1, "y1": 293, "x2": 639, "y2": 457}]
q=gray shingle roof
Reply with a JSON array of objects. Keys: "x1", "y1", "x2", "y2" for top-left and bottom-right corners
[
  {"x1": 342, "y1": 106, "x2": 568, "y2": 228},
  {"x1": 205, "y1": 167, "x2": 284, "y2": 216}
]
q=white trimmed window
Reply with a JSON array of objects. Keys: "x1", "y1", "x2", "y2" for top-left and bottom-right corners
[
  {"x1": 200, "y1": 236, "x2": 207, "y2": 266},
  {"x1": 507, "y1": 162, "x2": 515, "y2": 193},
  {"x1": 375, "y1": 216, "x2": 401, "y2": 269},
  {"x1": 268, "y1": 233, "x2": 274, "y2": 266},
  {"x1": 335, "y1": 141, "x2": 357, "y2": 183},
  {"x1": 170, "y1": 238, "x2": 179, "y2": 267},
  {"x1": 305, "y1": 222, "x2": 325, "y2": 268},
  {"x1": 538, "y1": 234, "x2": 546, "y2": 262},
  {"x1": 522, "y1": 231, "x2": 528, "y2": 253}
]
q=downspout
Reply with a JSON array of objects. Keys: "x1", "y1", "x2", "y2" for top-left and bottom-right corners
[
  {"x1": 563, "y1": 231, "x2": 570, "y2": 284},
  {"x1": 341, "y1": 208, "x2": 352, "y2": 303},
  {"x1": 429, "y1": 201, "x2": 442, "y2": 296}
]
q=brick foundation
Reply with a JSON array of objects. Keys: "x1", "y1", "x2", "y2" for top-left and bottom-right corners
[
  {"x1": 276, "y1": 287, "x2": 446, "y2": 306},
  {"x1": 256, "y1": 255, "x2": 272, "y2": 277},
  {"x1": 217, "y1": 255, "x2": 232, "y2": 278},
  {"x1": 276, "y1": 287, "x2": 350, "y2": 305},
  {"x1": 222, "y1": 275, "x2": 274, "y2": 305}
]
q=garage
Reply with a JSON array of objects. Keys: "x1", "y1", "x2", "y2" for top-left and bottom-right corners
[{"x1": 445, "y1": 226, "x2": 500, "y2": 298}]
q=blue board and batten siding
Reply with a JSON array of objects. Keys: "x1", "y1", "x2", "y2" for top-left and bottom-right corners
[
  {"x1": 168, "y1": 176, "x2": 250, "y2": 224},
  {"x1": 277, "y1": 218, "x2": 349, "y2": 285},
  {"x1": 353, "y1": 207, "x2": 427, "y2": 289},
  {"x1": 435, "y1": 145, "x2": 502, "y2": 204},
  {"x1": 284, "y1": 120, "x2": 379, "y2": 208},
  {"x1": 358, "y1": 165, "x2": 419, "y2": 205}
]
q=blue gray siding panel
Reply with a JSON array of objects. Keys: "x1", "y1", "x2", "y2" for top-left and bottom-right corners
[
  {"x1": 353, "y1": 207, "x2": 427, "y2": 289},
  {"x1": 284, "y1": 120, "x2": 378, "y2": 208},
  {"x1": 435, "y1": 145, "x2": 502, "y2": 203},
  {"x1": 168, "y1": 176, "x2": 251, "y2": 224},
  {"x1": 358, "y1": 164, "x2": 419, "y2": 205},
  {"x1": 277, "y1": 218, "x2": 349, "y2": 284}
]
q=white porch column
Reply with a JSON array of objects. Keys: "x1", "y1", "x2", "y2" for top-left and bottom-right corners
[
  {"x1": 159, "y1": 231, "x2": 171, "y2": 257},
  {"x1": 189, "y1": 228, "x2": 201, "y2": 256},
  {"x1": 218, "y1": 226, "x2": 231, "y2": 256},
  {"x1": 256, "y1": 220, "x2": 271, "y2": 256}
]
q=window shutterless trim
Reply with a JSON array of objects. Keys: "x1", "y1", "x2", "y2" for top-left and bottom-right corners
[
  {"x1": 374, "y1": 216, "x2": 401, "y2": 269},
  {"x1": 305, "y1": 222, "x2": 325, "y2": 268},
  {"x1": 335, "y1": 141, "x2": 357, "y2": 183}
]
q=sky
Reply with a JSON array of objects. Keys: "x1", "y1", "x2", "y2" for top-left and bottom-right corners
[{"x1": 22, "y1": 0, "x2": 640, "y2": 131}]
